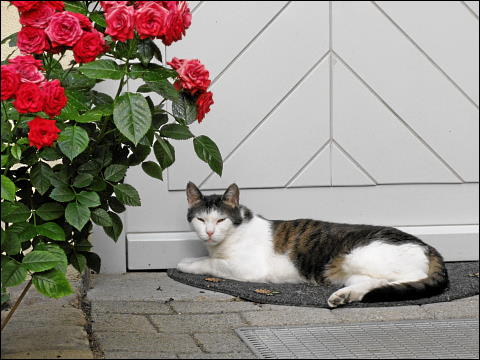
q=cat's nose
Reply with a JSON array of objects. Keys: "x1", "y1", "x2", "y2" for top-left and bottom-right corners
[{"x1": 207, "y1": 230, "x2": 214, "y2": 237}]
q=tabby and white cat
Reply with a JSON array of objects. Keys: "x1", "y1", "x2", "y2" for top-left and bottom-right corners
[{"x1": 177, "y1": 182, "x2": 448, "y2": 307}]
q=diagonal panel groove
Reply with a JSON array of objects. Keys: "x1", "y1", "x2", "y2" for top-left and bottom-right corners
[
  {"x1": 191, "y1": 1, "x2": 204, "y2": 14},
  {"x1": 285, "y1": 140, "x2": 331, "y2": 187},
  {"x1": 372, "y1": 1, "x2": 479, "y2": 109},
  {"x1": 332, "y1": 51, "x2": 466, "y2": 183},
  {"x1": 461, "y1": 1, "x2": 479, "y2": 19},
  {"x1": 209, "y1": 1, "x2": 292, "y2": 88},
  {"x1": 199, "y1": 51, "x2": 331, "y2": 189},
  {"x1": 332, "y1": 140, "x2": 378, "y2": 185}
]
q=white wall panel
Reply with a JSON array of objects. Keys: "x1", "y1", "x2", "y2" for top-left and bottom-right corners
[
  {"x1": 333, "y1": 1, "x2": 479, "y2": 182},
  {"x1": 376, "y1": 1, "x2": 479, "y2": 105},
  {"x1": 333, "y1": 58, "x2": 461, "y2": 184},
  {"x1": 331, "y1": 143, "x2": 375, "y2": 186}
]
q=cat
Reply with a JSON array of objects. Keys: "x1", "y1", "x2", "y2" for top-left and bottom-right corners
[{"x1": 177, "y1": 182, "x2": 449, "y2": 307}]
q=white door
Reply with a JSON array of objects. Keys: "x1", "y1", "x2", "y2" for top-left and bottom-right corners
[{"x1": 93, "y1": 1, "x2": 479, "y2": 272}]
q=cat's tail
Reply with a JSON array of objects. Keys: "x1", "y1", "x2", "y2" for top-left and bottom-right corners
[{"x1": 362, "y1": 247, "x2": 449, "y2": 303}]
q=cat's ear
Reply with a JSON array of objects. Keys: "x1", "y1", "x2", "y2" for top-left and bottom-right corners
[
  {"x1": 186, "y1": 182, "x2": 202, "y2": 207},
  {"x1": 222, "y1": 183, "x2": 239, "y2": 207}
]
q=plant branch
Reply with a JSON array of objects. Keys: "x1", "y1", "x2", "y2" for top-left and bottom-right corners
[{"x1": 1, "y1": 279, "x2": 32, "y2": 332}]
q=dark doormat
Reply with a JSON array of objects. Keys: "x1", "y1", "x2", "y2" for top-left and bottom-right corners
[{"x1": 167, "y1": 261, "x2": 479, "y2": 308}]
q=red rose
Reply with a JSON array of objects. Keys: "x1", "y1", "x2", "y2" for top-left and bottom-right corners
[
  {"x1": 105, "y1": 4, "x2": 135, "y2": 42},
  {"x1": 41, "y1": 80, "x2": 67, "y2": 117},
  {"x1": 17, "y1": 27, "x2": 49, "y2": 54},
  {"x1": 134, "y1": 2, "x2": 168, "y2": 39},
  {"x1": 1, "y1": 65, "x2": 21, "y2": 101},
  {"x1": 27, "y1": 117, "x2": 61, "y2": 150},
  {"x1": 45, "y1": 1, "x2": 64, "y2": 11},
  {"x1": 162, "y1": 1, "x2": 191, "y2": 46},
  {"x1": 8, "y1": 55, "x2": 45, "y2": 83},
  {"x1": 19, "y1": 3, "x2": 55, "y2": 28},
  {"x1": 196, "y1": 91, "x2": 214, "y2": 123},
  {"x1": 161, "y1": 1, "x2": 179, "y2": 11},
  {"x1": 73, "y1": 29, "x2": 106, "y2": 63},
  {"x1": 45, "y1": 12, "x2": 83, "y2": 47},
  {"x1": 168, "y1": 57, "x2": 211, "y2": 95},
  {"x1": 10, "y1": 1, "x2": 40, "y2": 12},
  {"x1": 71, "y1": 13, "x2": 94, "y2": 31},
  {"x1": 100, "y1": 1, "x2": 125, "y2": 12},
  {"x1": 13, "y1": 83, "x2": 44, "y2": 114}
]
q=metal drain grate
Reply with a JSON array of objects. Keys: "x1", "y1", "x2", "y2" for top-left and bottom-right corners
[{"x1": 236, "y1": 319, "x2": 479, "y2": 359}]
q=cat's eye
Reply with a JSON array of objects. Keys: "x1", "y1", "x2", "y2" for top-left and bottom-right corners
[
  {"x1": 197, "y1": 218, "x2": 205, "y2": 222},
  {"x1": 217, "y1": 218, "x2": 226, "y2": 223}
]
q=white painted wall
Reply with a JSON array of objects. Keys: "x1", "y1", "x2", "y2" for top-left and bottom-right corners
[{"x1": 93, "y1": 1, "x2": 479, "y2": 272}]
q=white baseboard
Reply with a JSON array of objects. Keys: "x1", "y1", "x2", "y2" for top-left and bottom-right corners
[{"x1": 127, "y1": 225, "x2": 479, "y2": 270}]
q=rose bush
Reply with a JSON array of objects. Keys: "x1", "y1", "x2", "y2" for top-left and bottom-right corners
[{"x1": 1, "y1": 1, "x2": 220, "y2": 304}]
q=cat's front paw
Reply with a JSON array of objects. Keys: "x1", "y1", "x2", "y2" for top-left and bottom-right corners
[{"x1": 177, "y1": 260, "x2": 195, "y2": 273}]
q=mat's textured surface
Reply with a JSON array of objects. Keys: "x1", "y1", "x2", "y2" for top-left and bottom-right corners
[
  {"x1": 167, "y1": 262, "x2": 479, "y2": 308},
  {"x1": 236, "y1": 319, "x2": 479, "y2": 359}
]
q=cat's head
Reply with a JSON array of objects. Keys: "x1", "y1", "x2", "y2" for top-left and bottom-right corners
[{"x1": 186, "y1": 182, "x2": 251, "y2": 245}]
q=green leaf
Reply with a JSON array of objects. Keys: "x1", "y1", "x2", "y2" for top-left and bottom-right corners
[
  {"x1": 153, "y1": 137, "x2": 175, "y2": 169},
  {"x1": 172, "y1": 92, "x2": 197, "y2": 124},
  {"x1": 104, "y1": 164, "x2": 128, "y2": 182},
  {"x1": 87, "y1": 178, "x2": 107, "y2": 192},
  {"x1": 89, "y1": 11, "x2": 106, "y2": 27},
  {"x1": 108, "y1": 197, "x2": 125, "y2": 213},
  {"x1": 91, "y1": 91, "x2": 113, "y2": 106},
  {"x1": 70, "y1": 252, "x2": 87, "y2": 273},
  {"x1": 113, "y1": 92, "x2": 152, "y2": 146},
  {"x1": 39, "y1": 147, "x2": 62, "y2": 161},
  {"x1": 78, "y1": 160, "x2": 102, "y2": 175},
  {"x1": 61, "y1": 69, "x2": 97, "y2": 90},
  {"x1": 36, "y1": 203, "x2": 64, "y2": 221},
  {"x1": 160, "y1": 124, "x2": 194, "y2": 140},
  {"x1": 50, "y1": 185, "x2": 75, "y2": 202},
  {"x1": 1, "y1": 260, "x2": 27, "y2": 287},
  {"x1": 58, "y1": 126, "x2": 89, "y2": 161},
  {"x1": 64, "y1": 0, "x2": 88, "y2": 14},
  {"x1": 128, "y1": 144, "x2": 151, "y2": 166},
  {"x1": 30, "y1": 162, "x2": 54, "y2": 195},
  {"x1": 141, "y1": 161, "x2": 163, "y2": 180},
  {"x1": 74, "y1": 108, "x2": 103, "y2": 123},
  {"x1": 152, "y1": 111, "x2": 168, "y2": 129},
  {"x1": 1, "y1": 175, "x2": 16, "y2": 201},
  {"x1": 1, "y1": 154, "x2": 8, "y2": 167},
  {"x1": 193, "y1": 135, "x2": 223, "y2": 176},
  {"x1": 85, "y1": 252, "x2": 101, "y2": 273},
  {"x1": 32, "y1": 269, "x2": 74, "y2": 298},
  {"x1": 65, "y1": 203, "x2": 91, "y2": 231},
  {"x1": 10, "y1": 144, "x2": 22, "y2": 160},
  {"x1": 1, "y1": 201, "x2": 31, "y2": 223},
  {"x1": 36, "y1": 222, "x2": 66, "y2": 241},
  {"x1": 64, "y1": 89, "x2": 91, "y2": 112},
  {"x1": 130, "y1": 64, "x2": 176, "y2": 81},
  {"x1": 74, "y1": 238, "x2": 92, "y2": 252},
  {"x1": 79, "y1": 59, "x2": 124, "y2": 80},
  {"x1": 9, "y1": 222, "x2": 37, "y2": 242},
  {"x1": 91, "y1": 208, "x2": 113, "y2": 227},
  {"x1": 137, "y1": 39, "x2": 154, "y2": 66},
  {"x1": 73, "y1": 173, "x2": 93, "y2": 188},
  {"x1": 76, "y1": 191, "x2": 101, "y2": 208},
  {"x1": 2, "y1": 231, "x2": 22, "y2": 255},
  {"x1": 143, "y1": 80, "x2": 179, "y2": 101},
  {"x1": 113, "y1": 184, "x2": 141, "y2": 206},
  {"x1": 22, "y1": 251, "x2": 64, "y2": 272},
  {"x1": 103, "y1": 212, "x2": 123, "y2": 242},
  {"x1": 34, "y1": 243, "x2": 68, "y2": 273}
]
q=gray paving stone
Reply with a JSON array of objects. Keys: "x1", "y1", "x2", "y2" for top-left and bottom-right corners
[
  {"x1": 88, "y1": 273, "x2": 233, "y2": 302},
  {"x1": 1, "y1": 326, "x2": 90, "y2": 353},
  {"x1": 178, "y1": 353, "x2": 257, "y2": 359},
  {"x1": 171, "y1": 300, "x2": 265, "y2": 314},
  {"x1": 91, "y1": 313, "x2": 156, "y2": 332},
  {"x1": 1, "y1": 307, "x2": 86, "y2": 329},
  {"x1": 150, "y1": 313, "x2": 246, "y2": 333},
  {"x1": 91, "y1": 300, "x2": 173, "y2": 314},
  {"x1": 241, "y1": 307, "x2": 338, "y2": 326},
  {"x1": 421, "y1": 299, "x2": 479, "y2": 319},
  {"x1": 194, "y1": 332, "x2": 253, "y2": 353},
  {"x1": 94, "y1": 332, "x2": 201, "y2": 353},
  {"x1": 331, "y1": 305, "x2": 434, "y2": 323},
  {"x1": 103, "y1": 351, "x2": 177, "y2": 359},
  {"x1": 1, "y1": 350, "x2": 94, "y2": 359}
]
